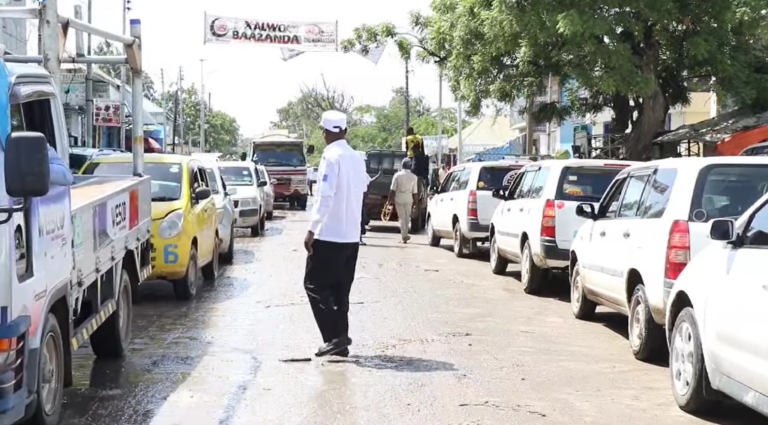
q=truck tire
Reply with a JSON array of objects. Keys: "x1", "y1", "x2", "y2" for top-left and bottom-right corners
[
  {"x1": 259, "y1": 215, "x2": 266, "y2": 233},
  {"x1": 173, "y1": 247, "x2": 198, "y2": 300},
  {"x1": 30, "y1": 313, "x2": 65, "y2": 425},
  {"x1": 410, "y1": 214, "x2": 422, "y2": 234},
  {"x1": 91, "y1": 269, "x2": 132, "y2": 358},
  {"x1": 202, "y1": 236, "x2": 219, "y2": 283},
  {"x1": 629, "y1": 284, "x2": 666, "y2": 361},
  {"x1": 221, "y1": 227, "x2": 235, "y2": 264},
  {"x1": 427, "y1": 215, "x2": 441, "y2": 247},
  {"x1": 298, "y1": 196, "x2": 308, "y2": 210},
  {"x1": 266, "y1": 211, "x2": 274, "y2": 220}
]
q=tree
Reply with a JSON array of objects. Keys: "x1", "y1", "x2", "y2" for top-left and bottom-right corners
[
  {"x1": 341, "y1": 14, "x2": 448, "y2": 131},
  {"x1": 160, "y1": 84, "x2": 241, "y2": 153},
  {"x1": 273, "y1": 81, "x2": 470, "y2": 166},
  {"x1": 426, "y1": 0, "x2": 768, "y2": 159},
  {"x1": 94, "y1": 40, "x2": 158, "y2": 102}
]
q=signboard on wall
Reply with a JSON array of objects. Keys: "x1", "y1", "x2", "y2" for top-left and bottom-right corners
[{"x1": 94, "y1": 99, "x2": 121, "y2": 127}]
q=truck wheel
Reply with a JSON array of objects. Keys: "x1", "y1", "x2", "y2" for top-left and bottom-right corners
[
  {"x1": 173, "y1": 247, "x2": 198, "y2": 300},
  {"x1": 202, "y1": 236, "x2": 219, "y2": 283},
  {"x1": 298, "y1": 197, "x2": 308, "y2": 210},
  {"x1": 250, "y1": 224, "x2": 261, "y2": 237},
  {"x1": 31, "y1": 313, "x2": 64, "y2": 425},
  {"x1": 259, "y1": 215, "x2": 266, "y2": 233},
  {"x1": 91, "y1": 269, "x2": 132, "y2": 358},
  {"x1": 266, "y1": 211, "x2": 274, "y2": 220},
  {"x1": 221, "y1": 227, "x2": 235, "y2": 264},
  {"x1": 410, "y1": 214, "x2": 422, "y2": 234}
]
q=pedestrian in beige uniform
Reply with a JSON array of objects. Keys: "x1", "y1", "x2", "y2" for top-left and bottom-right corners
[{"x1": 387, "y1": 158, "x2": 418, "y2": 243}]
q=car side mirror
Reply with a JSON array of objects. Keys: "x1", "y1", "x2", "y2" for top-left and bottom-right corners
[
  {"x1": 575, "y1": 203, "x2": 596, "y2": 220},
  {"x1": 306, "y1": 145, "x2": 315, "y2": 154},
  {"x1": 227, "y1": 187, "x2": 237, "y2": 196},
  {"x1": 195, "y1": 187, "x2": 212, "y2": 201},
  {"x1": 257, "y1": 180, "x2": 267, "y2": 188},
  {"x1": 270, "y1": 179, "x2": 277, "y2": 186},
  {"x1": 5, "y1": 132, "x2": 50, "y2": 199},
  {"x1": 491, "y1": 188, "x2": 506, "y2": 200},
  {"x1": 239, "y1": 152, "x2": 247, "y2": 161},
  {"x1": 710, "y1": 218, "x2": 735, "y2": 242}
]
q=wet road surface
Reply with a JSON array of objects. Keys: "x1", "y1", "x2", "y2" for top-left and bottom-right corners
[{"x1": 60, "y1": 207, "x2": 764, "y2": 425}]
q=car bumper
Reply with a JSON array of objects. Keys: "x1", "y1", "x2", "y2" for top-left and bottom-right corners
[
  {"x1": 540, "y1": 237, "x2": 569, "y2": 268},
  {"x1": 149, "y1": 225, "x2": 193, "y2": 281},
  {"x1": 234, "y1": 208, "x2": 260, "y2": 227},
  {"x1": 465, "y1": 218, "x2": 490, "y2": 240}
]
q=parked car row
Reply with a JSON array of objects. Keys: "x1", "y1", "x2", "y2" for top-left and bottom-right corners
[
  {"x1": 77, "y1": 153, "x2": 278, "y2": 300},
  {"x1": 426, "y1": 156, "x2": 768, "y2": 419}
]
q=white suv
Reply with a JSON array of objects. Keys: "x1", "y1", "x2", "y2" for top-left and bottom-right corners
[
  {"x1": 489, "y1": 159, "x2": 635, "y2": 294},
  {"x1": 569, "y1": 157, "x2": 768, "y2": 361},
  {"x1": 426, "y1": 160, "x2": 528, "y2": 257}
]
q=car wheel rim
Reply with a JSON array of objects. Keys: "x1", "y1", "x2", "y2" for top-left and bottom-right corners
[
  {"x1": 521, "y1": 247, "x2": 530, "y2": 284},
  {"x1": 630, "y1": 300, "x2": 645, "y2": 349},
  {"x1": 118, "y1": 283, "x2": 130, "y2": 341},
  {"x1": 572, "y1": 273, "x2": 581, "y2": 309},
  {"x1": 40, "y1": 332, "x2": 60, "y2": 415},
  {"x1": 672, "y1": 321, "x2": 695, "y2": 396}
]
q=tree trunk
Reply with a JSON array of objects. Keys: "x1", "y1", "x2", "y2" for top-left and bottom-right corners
[
  {"x1": 625, "y1": 34, "x2": 667, "y2": 160},
  {"x1": 610, "y1": 94, "x2": 631, "y2": 134}
]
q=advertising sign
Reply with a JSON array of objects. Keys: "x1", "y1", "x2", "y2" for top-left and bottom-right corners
[
  {"x1": 106, "y1": 192, "x2": 129, "y2": 239},
  {"x1": 94, "y1": 98, "x2": 121, "y2": 127},
  {"x1": 205, "y1": 13, "x2": 337, "y2": 51}
]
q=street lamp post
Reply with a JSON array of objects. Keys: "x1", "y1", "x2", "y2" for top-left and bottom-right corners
[{"x1": 200, "y1": 59, "x2": 205, "y2": 152}]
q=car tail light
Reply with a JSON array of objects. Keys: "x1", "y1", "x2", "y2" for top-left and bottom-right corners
[
  {"x1": 665, "y1": 220, "x2": 690, "y2": 280},
  {"x1": 541, "y1": 199, "x2": 556, "y2": 238},
  {"x1": 468, "y1": 190, "x2": 478, "y2": 218}
]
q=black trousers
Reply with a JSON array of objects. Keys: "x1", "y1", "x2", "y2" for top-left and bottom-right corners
[{"x1": 304, "y1": 239, "x2": 360, "y2": 343}]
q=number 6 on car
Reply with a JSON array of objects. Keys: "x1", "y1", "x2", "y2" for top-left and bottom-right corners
[{"x1": 163, "y1": 244, "x2": 179, "y2": 264}]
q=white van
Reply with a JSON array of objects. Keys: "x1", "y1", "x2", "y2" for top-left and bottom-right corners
[{"x1": 489, "y1": 159, "x2": 636, "y2": 293}]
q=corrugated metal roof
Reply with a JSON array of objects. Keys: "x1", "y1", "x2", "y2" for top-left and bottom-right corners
[{"x1": 654, "y1": 108, "x2": 768, "y2": 144}]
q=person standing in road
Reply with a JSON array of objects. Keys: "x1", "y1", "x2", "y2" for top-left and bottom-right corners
[
  {"x1": 303, "y1": 110, "x2": 368, "y2": 357},
  {"x1": 387, "y1": 158, "x2": 418, "y2": 243}
]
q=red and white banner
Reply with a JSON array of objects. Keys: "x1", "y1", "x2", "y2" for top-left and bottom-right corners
[{"x1": 205, "y1": 13, "x2": 337, "y2": 52}]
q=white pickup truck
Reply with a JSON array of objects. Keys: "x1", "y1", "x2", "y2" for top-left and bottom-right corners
[{"x1": 0, "y1": 62, "x2": 152, "y2": 425}]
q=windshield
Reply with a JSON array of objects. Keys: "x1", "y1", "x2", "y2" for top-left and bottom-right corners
[
  {"x1": 742, "y1": 145, "x2": 768, "y2": 156},
  {"x1": 476, "y1": 166, "x2": 522, "y2": 191},
  {"x1": 690, "y1": 165, "x2": 768, "y2": 222},
  {"x1": 82, "y1": 162, "x2": 183, "y2": 201},
  {"x1": 205, "y1": 168, "x2": 220, "y2": 194},
  {"x1": 557, "y1": 166, "x2": 626, "y2": 202},
  {"x1": 252, "y1": 144, "x2": 306, "y2": 167},
  {"x1": 367, "y1": 152, "x2": 407, "y2": 173},
  {"x1": 219, "y1": 166, "x2": 254, "y2": 186}
]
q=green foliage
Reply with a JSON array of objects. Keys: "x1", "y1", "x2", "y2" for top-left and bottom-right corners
[
  {"x1": 160, "y1": 84, "x2": 241, "y2": 153},
  {"x1": 272, "y1": 81, "x2": 470, "y2": 166},
  {"x1": 94, "y1": 40, "x2": 158, "y2": 102},
  {"x1": 425, "y1": 0, "x2": 768, "y2": 159}
]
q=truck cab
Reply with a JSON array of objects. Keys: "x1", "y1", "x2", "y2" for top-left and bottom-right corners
[{"x1": 245, "y1": 134, "x2": 313, "y2": 210}]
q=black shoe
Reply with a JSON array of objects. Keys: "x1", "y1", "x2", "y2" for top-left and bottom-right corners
[
  {"x1": 315, "y1": 337, "x2": 352, "y2": 357},
  {"x1": 334, "y1": 348, "x2": 349, "y2": 358}
]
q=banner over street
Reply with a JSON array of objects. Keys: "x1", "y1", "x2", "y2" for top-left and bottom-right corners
[{"x1": 205, "y1": 13, "x2": 337, "y2": 51}]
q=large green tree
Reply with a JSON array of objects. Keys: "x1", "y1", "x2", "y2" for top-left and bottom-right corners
[
  {"x1": 425, "y1": 0, "x2": 768, "y2": 159},
  {"x1": 161, "y1": 84, "x2": 241, "y2": 153},
  {"x1": 94, "y1": 40, "x2": 158, "y2": 102}
]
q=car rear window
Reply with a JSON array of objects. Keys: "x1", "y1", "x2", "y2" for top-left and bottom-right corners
[
  {"x1": 367, "y1": 153, "x2": 406, "y2": 173},
  {"x1": 476, "y1": 166, "x2": 522, "y2": 191},
  {"x1": 741, "y1": 145, "x2": 768, "y2": 156},
  {"x1": 690, "y1": 164, "x2": 768, "y2": 222},
  {"x1": 556, "y1": 166, "x2": 626, "y2": 202}
]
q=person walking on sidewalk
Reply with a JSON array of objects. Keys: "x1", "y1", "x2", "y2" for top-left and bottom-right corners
[
  {"x1": 387, "y1": 158, "x2": 418, "y2": 243},
  {"x1": 303, "y1": 110, "x2": 368, "y2": 358}
]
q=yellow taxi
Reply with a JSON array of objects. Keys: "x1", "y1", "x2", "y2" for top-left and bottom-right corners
[{"x1": 80, "y1": 154, "x2": 219, "y2": 300}]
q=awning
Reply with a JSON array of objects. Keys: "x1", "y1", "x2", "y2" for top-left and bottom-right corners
[{"x1": 469, "y1": 140, "x2": 524, "y2": 161}]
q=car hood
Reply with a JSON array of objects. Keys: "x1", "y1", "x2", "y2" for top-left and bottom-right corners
[
  {"x1": 151, "y1": 199, "x2": 186, "y2": 220},
  {"x1": 228, "y1": 185, "x2": 258, "y2": 198}
]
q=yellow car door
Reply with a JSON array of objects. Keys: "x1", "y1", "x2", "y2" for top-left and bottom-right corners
[{"x1": 189, "y1": 162, "x2": 217, "y2": 263}]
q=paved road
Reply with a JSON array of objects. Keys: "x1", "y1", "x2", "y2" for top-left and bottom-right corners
[{"x1": 59, "y1": 208, "x2": 763, "y2": 425}]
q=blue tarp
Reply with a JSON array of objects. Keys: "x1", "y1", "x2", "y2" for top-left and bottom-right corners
[{"x1": 470, "y1": 140, "x2": 523, "y2": 161}]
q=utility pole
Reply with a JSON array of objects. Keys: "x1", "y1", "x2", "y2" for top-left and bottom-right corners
[
  {"x1": 208, "y1": 92, "x2": 211, "y2": 110},
  {"x1": 85, "y1": 0, "x2": 93, "y2": 147},
  {"x1": 525, "y1": 96, "x2": 535, "y2": 155},
  {"x1": 160, "y1": 68, "x2": 166, "y2": 151},
  {"x1": 119, "y1": 0, "x2": 127, "y2": 150},
  {"x1": 404, "y1": 58, "x2": 410, "y2": 134},
  {"x1": 178, "y1": 67, "x2": 185, "y2": 153},
  {"x1": 200, "y1": 59, "x2": 205, "y2": 152},
  {"x1": 436, "y1": 66, "x2": 443, "y2": 167},
  {"x1": 171, "y1": 88, "x2": 178, "y2": 154},
  {"x1": 457, "y1": 101, "x2": 463, "y2": 164}
]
